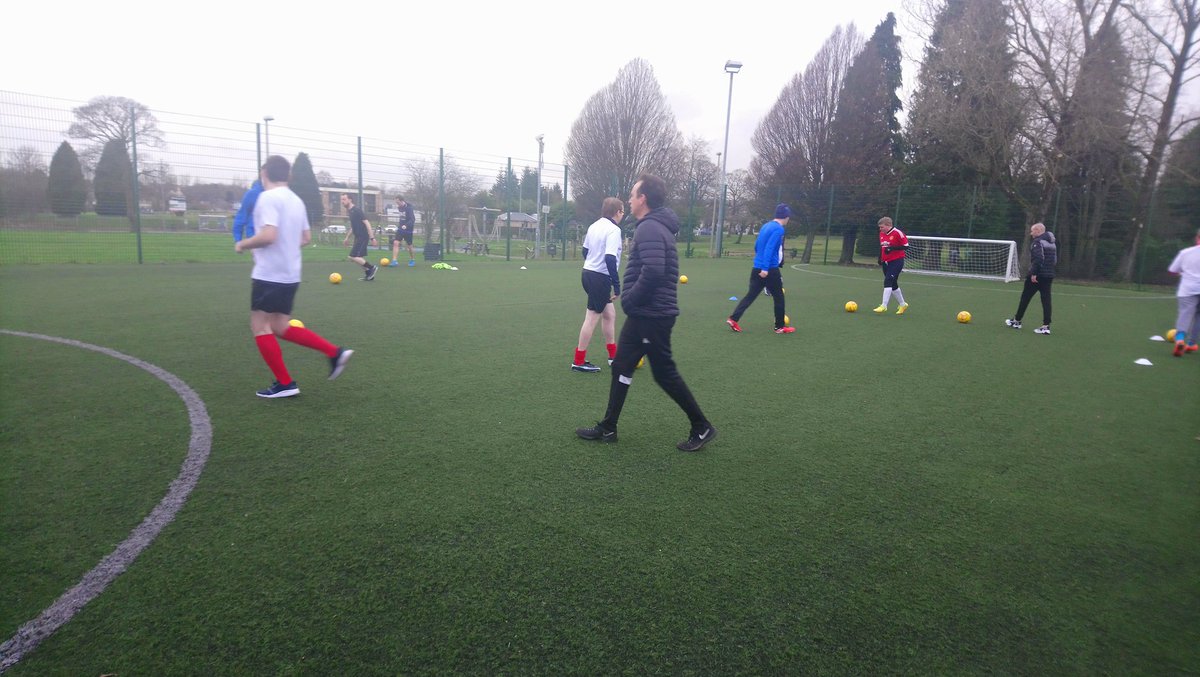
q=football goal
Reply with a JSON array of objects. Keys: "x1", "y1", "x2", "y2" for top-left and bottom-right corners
[{"x1": 903, "y1": 236, "x2": 1020, "y2": 282}]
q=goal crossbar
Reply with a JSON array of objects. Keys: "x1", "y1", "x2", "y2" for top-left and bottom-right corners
[{"x1": 902, "y1": 236, "x2": 1020, "y2": 283}]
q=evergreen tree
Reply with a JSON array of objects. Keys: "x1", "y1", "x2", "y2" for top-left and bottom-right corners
[
  {"x1": 93, "y1": 138, "x2": 131, "y2": 217},
  {"x1": 48, "y1": 141, "x2": 87, "y2": 216},
  {"x1": 290, "y1": 153, "x2": 324, "y2": 227},
  {"x1": 827, "y1": 12, "x2": 904, "y2": 263}
]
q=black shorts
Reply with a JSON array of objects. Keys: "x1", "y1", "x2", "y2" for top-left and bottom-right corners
[
  {"x1": 251, "y1": 279, "x2": 299, "y2": 315},
  {"x1": 391, "y1": 229, "x2": 413, "y2": 246},
  {"x1": 350, "y1": 237, "x2": 369, "y2": 258},
  {"x1": 582, "y1": 269, "x2": 614, "y2": 313}
]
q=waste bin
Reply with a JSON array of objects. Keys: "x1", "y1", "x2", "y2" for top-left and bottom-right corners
[
  {"x1": 547, "y1": 242, "x2": 557, "y2": 257},
  {"x1": 423, "y1": 243, "x2": 442, "y2": 261}
]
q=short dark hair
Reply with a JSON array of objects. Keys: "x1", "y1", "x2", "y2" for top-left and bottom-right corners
[
  {"x1": 262, "y1": 155, "x2": 290, "y2": 183},
  {"x1": 396, "y1": 196, "x2": 405, "y2": 202},
  {"x1": 635, "y1": 173, "x2": 666, "y2": 210},
  {"x1": 601, "y1": 197, "x2": 624, "y2": 219}
]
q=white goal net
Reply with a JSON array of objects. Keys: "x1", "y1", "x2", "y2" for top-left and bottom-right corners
[{"x1": 902, "y1": 236, "x2": 1020, "y2": 282}]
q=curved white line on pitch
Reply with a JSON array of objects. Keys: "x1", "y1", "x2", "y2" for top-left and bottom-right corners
[
  {"x1": 786, "y1": 263, "x2": 1175, "y2": 300},
  {"x1": 0, "y1": 330, "x2": 212, "y2": 673}
]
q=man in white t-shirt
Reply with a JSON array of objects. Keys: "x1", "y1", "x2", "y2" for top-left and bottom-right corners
[
  {"x1": 571, "y1": 197, "x2": 625, "y2": 372},
  {"x1": 1167, "y1": 228, "x2": 1200, "y2": 357},
  {"x1": 234, "y1": 155, "x2": 354, "y2": 397}
]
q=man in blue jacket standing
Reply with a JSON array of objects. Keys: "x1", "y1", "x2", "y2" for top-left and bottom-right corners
[
  {"x1": 726, "y1": 204, "x2": 794, "y2": 334},
  {"x1": 576, "y1": 174, "x2": 717, "y2": 452}
]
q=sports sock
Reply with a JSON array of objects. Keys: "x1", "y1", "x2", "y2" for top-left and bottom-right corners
[
  {"x1": 894, "y1": 289, "x2": 905, "y2": 306},
  {"x1": 362, "y1": 262, "x2": 372, "y2": 270},
  {"x1": 255, "y1": 334, "x2": 292, "y2": 384},
  {"x1": 1178, "y1": 331, "x2": 1187, "y2": 344},
  {"x1": 606, "y1": 343, "x2": 617, "y2": 360},
  {"x1": 282, "y1": 326, "x2": 339, "y2": 357},
  {"x1": 881, "y1": 288, "x2": 893, "y2": 308},
  {"x1": 574, "y1": 348, "x2": 587, "y2": 366}
]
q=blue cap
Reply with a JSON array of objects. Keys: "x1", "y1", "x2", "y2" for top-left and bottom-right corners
[{"x1": 774, "y1": 204, "x2": 791, "y2": 219}]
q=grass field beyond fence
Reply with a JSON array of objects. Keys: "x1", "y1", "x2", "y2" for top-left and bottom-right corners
[{"x1": 1, "y1": 257, "x2": 1196, "y2": 675}]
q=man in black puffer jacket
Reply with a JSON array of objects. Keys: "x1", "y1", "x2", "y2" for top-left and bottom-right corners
[
  {"x1": 1005, "y1": 222, "x2": 1057, "y2": 334},
  {"x1": 576, "y1": 174, "x2": 717, "y2": 452}
]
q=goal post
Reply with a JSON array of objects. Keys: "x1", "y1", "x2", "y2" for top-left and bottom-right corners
[{"x1": 903, "y1": 236, "x2": 1021, "y2": 283}]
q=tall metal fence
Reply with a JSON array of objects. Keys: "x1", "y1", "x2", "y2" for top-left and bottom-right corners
[
  {"x1": 1, "y1": 89, "x2": 1192, "y2": 284},
  {"x1": 0, "y1": 90, "x2": 573, "y2": 265}
]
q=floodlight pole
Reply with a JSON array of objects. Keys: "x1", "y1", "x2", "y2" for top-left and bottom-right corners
[
  {"x1": 263, "y1": 115, "x2": 274, "y2": 156},
  {"x1": 535, "y1": 134, "x2": 544, "y2": 259},
  {"x1": 715, "y1": 60, "x2": 741, "y2": 259}
]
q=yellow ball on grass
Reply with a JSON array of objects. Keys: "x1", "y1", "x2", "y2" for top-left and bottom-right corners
[
  {"x1": 288, "y1": 319, "x2": 305, "y2": 328},
  {"x1": 329, "y1": 272, "x2": 342, "y2": 284},
  {"x1": 1166, "y1": 328, "x2": 1177, "y2": 341},
  {"x1": 380, "y1": 257, "x2": 391, "y2": 266},
  {"x1": 845, "y1": 301, "x2": 858, "y2": 313},
  {"x1": 679, "y1": 275, "x2": 688, "y2": 284},
  {"x1": 957, "y1": 310, "x2": 972, "y2": 324}
]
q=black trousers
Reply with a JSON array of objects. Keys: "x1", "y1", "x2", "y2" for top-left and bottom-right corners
[
  {"x1": 730, "y1": 267, "x2": 786, "y2": 328},
  {"x1": 600, "y1": 315, "x2": 708, "y2": 432},
  {"x1": 1014, "y1": 275, "x2": 1053, "y2": 325}
]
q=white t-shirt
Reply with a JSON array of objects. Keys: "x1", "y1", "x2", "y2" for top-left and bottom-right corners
[
  {"x1": 581, "y1": 217, "x2": 622, "y2": 275},
  {"x1": 1168, "y1": 243, "x2": 1200, "y2": 297},
  {"x1": 251, "y1": 186, "x2": 310, "y2": 283}
]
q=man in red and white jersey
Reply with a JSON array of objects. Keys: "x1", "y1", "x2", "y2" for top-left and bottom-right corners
[{"x1": 873, "y1": 216, "x2": 910, "y2": 315}]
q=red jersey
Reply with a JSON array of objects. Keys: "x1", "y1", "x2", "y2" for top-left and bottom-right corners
[{"x1": 880, "y1": 227, "x2": 908, "y2": 263}]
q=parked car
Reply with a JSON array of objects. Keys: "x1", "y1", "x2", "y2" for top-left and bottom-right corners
[{"x1": 322, "y1": 225, "x2": 347, "y2": 234}]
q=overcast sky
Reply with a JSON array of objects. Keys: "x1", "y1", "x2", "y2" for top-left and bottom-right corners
[{"x1": 4, "y1": 0, "x2": 919, "y2": 179}]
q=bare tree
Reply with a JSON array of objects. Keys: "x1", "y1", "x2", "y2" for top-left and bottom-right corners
[
  {"x1": 1008, "y1": 0, "x2": 1131, "y2": 276},
  {"x1": 565, "y1": 59, "x2": 685, "y2": 221},
  {"x1": 67, "y1": 96, "x2": 164, "y2": 168},
  {"x1": 404, "y1": 155, "x2": 481, "y2": 243},
  {"x1": 751, "y1": 24, "x2": 863, "y2": 262},
  {"x1": 1115, "y1": 0, "x2": 1200, "y2": 278}
]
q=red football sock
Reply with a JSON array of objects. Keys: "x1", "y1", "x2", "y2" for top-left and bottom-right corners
[
  {"x1": 606, "y1": 343, "x2": 617, "y2": 360},
  {"x1": 574, "y1": 348, "x2": 587, "y2": 366},
  {"x1": 282, "y1": 326, "x2": 339, "y2": 357},
  {"x1": 255, "y1": 334, "x2": 292, "y2": 384}
]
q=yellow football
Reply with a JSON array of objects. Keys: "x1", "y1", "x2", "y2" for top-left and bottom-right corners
[
  {"x1": 380, "y1": 257, "x2": 391, "y2": 266},
  {"x1": 329, "y1": 272, "x2": 342, "y2": 284},
  {"x1": 679, "y1": 275, "x2": 688, "y2": 284},
  {"x1": 784, "y1": 314, "x2": 790, "y2": 326},
  {"x1": 637, "y1": 356, "x2": 646, "y2": 369},
  {"x1": 288, "y1": 319, "x2": 305, "y2": 328},
  {"x1": 957, "y1": 311, "x2": 972, "y2": 324},
  {"x1": 845, "y1": 301, "x2": 858, "y2": 313},
  {"x1": 1166, "y1": 328, "x2": 1177, "y2": 341}
]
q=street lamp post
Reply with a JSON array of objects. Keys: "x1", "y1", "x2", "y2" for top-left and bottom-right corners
[
  {"x1": 715, "y1": 60, "x2": 741, "y2": 259},
  {"x1": 263, "y1": 115, "x2": 275, "y2": 156},
  {"x1": 535, "y1": 134, "x2": 545, "y2": 259}
]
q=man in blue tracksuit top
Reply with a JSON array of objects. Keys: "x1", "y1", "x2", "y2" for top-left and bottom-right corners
[{"x1": 726, "y1": 203, "x2": 795, "y2": 334}]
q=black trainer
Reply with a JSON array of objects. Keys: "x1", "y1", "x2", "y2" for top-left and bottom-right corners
[
  {"x1": 571, "y1": 361, "x2": 601, "y2": 373},
  {"x1": 576, "y1": 424, "x2": 617, "y2": 443},
  {"x1": 329, "y1": 348, "x2": 354, "y2": 380},
  {"x1": 364, "y1": 265, "x2": 378, "y2": 281},
  {"x1": 677, "y1": 424, "x2": 717, "y2": 452},
  {"x1": 256, "y1": 380, "x2": 300, "y2": 398}
]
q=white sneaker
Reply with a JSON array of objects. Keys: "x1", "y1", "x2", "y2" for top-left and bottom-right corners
[
  {"x1": 1005, "y1": 318, "x2": 1022, "y2": 329},
  {"x1": 1034, "y1": 325, "x2": 1050, "y2": 335}
]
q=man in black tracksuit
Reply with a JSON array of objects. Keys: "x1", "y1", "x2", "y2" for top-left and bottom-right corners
[
  {"x1": 576, "y1": 174, "x2": 717, "y2": 452},
  {"x1": 1005, "y1": 222, "x2": 1057, "y2": 334}
]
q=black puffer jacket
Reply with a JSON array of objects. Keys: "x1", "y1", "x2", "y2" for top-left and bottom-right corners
[
  {"x1": 1029, "y1": 231, "x2": 1057, "y2": 279},
  {"x1": 621, "y1": 207, "x2": 681, "y2": 318}
]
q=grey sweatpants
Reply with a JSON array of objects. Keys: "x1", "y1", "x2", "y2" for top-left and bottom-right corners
[{"x1": 1176, "y1": 294, "x2": 1200, "y2": 343}]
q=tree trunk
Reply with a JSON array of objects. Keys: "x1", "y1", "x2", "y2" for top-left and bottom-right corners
[{"x1": 839, "y1": 228, "x2": 858, "y2": 264}]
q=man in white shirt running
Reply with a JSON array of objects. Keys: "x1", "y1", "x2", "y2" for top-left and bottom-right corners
[
  {"x1": 235, "y1": 155, "x2": 354, "y2": 398},
  {"x1": 571, "y1": 197, "x2": 625, "y2": 372}
]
